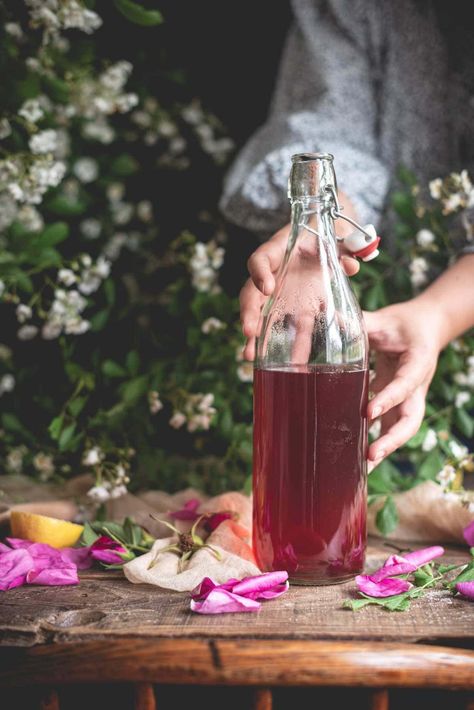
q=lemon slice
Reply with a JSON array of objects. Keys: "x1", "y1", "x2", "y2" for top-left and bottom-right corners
[{"x1": 10, "y1": 511, "x2": 84, "y2": 548}]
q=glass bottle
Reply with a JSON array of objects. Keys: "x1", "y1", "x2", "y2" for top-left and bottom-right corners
[{"x1": 253, "y1": 153, "x2": 369, "y2": 585}]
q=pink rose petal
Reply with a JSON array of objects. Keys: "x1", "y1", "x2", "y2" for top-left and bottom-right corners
[
  {"x1": 204, "y1": 511, "x2": 235, "y2": 532},
  {"x1": 0, "y1": 548, "x2": 34, "y2": 591},
  {"x1": 456, "y1": 581, "x2": 474, "y2": 600},
  {"x1": 463, "y1": 520, "x2": 474, "y2": 547},
  {"x1": 60, "y1": 546, "x2": 93, "y2": 570},
  {"x1": 233, "y1": 571, "x2": 289, "y2": 600},
  {"x1": 190, "y1": 588, "x2": 261, "y2": 614},
  {"x1": 0, "y1": 542, "x2": 11, "y2": 554},
  {"x1": 370, "y1": 555, "x2": 417, "y2": 583},
  {"x1": 5, "y1": 537, "x2": 35, "y2": 549},
  {"x1": 26, "y1": 564, "x2": 78, "y2": 586},
  {"x1": 403, "y1": 546, "x2": 444, "y2": 568},
  {"x1": 90, "y1": 536, "x2": 128, "y2": 565},
  {"x1": 356, "y1": 575, "x2": 413, "y2": 597},
  {"x1": 170, "y1": 499, "x2": 201, "y2": 521},
  {"x1": 191, "y1": 576, "x2": 238, "y2": 600}
]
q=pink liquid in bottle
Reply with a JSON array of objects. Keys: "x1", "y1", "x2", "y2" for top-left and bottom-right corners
[{"x1": 253, "y1": 365, "x2": 368, "y2": 584}]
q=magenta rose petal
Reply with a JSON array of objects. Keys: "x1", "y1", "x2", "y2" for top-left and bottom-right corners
[
  {"x1": 0, "y1": 542, "x2": 11, "y2": 554},
  {"x1": 90, "y1": 536, "x2": 128, "y2": 565},
  {"x1": 463, "y1": 520, "x2": 474, "y2": 547},
  {"x1": 0, "y1": 548, "x2": 34, "y2": 591},
  {"x1": 5, "y1": 537, "x2": 34, "y2": 549},
  {"x1": 60, "y1": 546, "x2": 93, "y2": 570},
  {"x1": 403, "y1": 546, "x2": 445, "y2": 567},
  {"x1": 190, "y1": 588, "x2": 261, "y2": 614},
  {"x1": 370, "y1": 555, "x2": 417, "y2": 583},
  {"x1": 456, "y1": 581, "x2": 474, "y2": 600},
  {"x1": 27, "y1": 564, "x2": 78, "y2": 586},
  {"x1": 170, "y1": 499, "x2": 201, "y2": 521},
  {"x1": 232, "y1": 571, "x2": 289, "y2": 599},
  {"x1": 204, "y1": 512, "x2": 234, "y2": 532},
  {"x1": 355, "y1": 574, "x2": 413, "y2": 598}
]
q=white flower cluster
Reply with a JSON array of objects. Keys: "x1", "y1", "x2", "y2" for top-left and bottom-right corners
[
  {"x1": 415, "y1": 229, "x2": 436, "y2": 249},
  {"x1": 58, "y1": 254, "x2": 111, "y2": 295},
  {"x1": 436, "y1": 464, "x2": 456, "y2": 490},
  {"x1": 43, "y1": 288, "x2": 89, "y2": 339},
  {"x1": 421, "y1": 428, "x2": 437, "y2": 452},
  {"x1": 181, "y1": 101, "x2": 234, "y2": 165},
  {"x1": 69, "y1": 61, "x2": 138, "y2": 144},
  {"x1": 84, "y1": 446, "x2": 130, "y2": 503},
  {"x1": 429, "y1": 170, "x2": 474, "y2": 215},
  {"x1": 6, "y1": 446, "x2": 27, "y2": 474},
  {"x1": 189, "y1": 240, "x2": 224, "y2": 292},
  {"x1": 454, "y1": 355, "x2": 474, "y2": 390},
  {"x1": 409, "y1": 256, "x2": 429, "y2": 289},
  {"x1": 0, "y1": 154, "x2": 66, "y2": 205},
  {"x1": 169, "y1": 393, "x2": 216, "y2": 432},
  {"x1": 201, "y1": 317, "x2": 226, "y2": 334},
  {"x1": 235, "y1": 344, "x2": 253, "y2": 382},
  {"x1": 25, "y1": 0, "x2": 102, "y2": 39},
  {"x1": 33, "y1": 452, "x2": 55, "y2": 481},
  {"x1": 0, "y1": 373, "x2": 15, "y2": 397},
  {"x1": 149, "y1": 390, "x2": 163, "y2": 415}
]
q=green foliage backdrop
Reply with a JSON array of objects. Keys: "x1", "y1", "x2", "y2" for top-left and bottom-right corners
[{"x1": 0, "y1": 1, "x2": 472, "y2": 531}]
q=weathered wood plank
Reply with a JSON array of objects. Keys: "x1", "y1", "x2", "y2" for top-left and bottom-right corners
[
  {"x1": 1, "y1": 640, "x2": 474, "y2": 689},
  {"x1": 0, "y1": 543, "x2": 472, "y2": 650}
]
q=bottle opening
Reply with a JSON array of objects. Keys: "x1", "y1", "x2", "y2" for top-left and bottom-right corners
[{"x1": 292, "y1": 152, "x2": 334, "y2": 163}]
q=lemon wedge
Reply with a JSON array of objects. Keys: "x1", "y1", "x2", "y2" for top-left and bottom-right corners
[{"x1": 10, "y1": 511, "x2": 84, "y2": 548}]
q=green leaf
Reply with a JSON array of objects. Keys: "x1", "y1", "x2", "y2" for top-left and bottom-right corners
[
  {"x1": 81, "y1": 522, "x2": 100, "y2": 546},
  {"x1": 68, "y1": 396, "x2": 87, "y2": 417},
  {"x1": 48, "y1": 415, "x2": 64, "y2": 440},
  {"x1": 368, "y1": 459, "x2": 401, "y2": 494},
  {"x1": 39, "y1": 222, "x2": 69, "y2": 246},
  {"x1": 417, "y1": 449, "x2": 444, "y2": 481},
  {"x1": 450, "y1": 562, "x2": 474, "y2": 588},
  {"x1": 454, "y1": 408, "x2": 474, "y2": 438},
  {"x1": 102, "y1": 359, "x2": 127, "y2": 378},
  {"x1": 391, "y1": 191, "x2": 414, "y2": 220},
  {"x1": 126, "y1": 350, "x2": 140, "y2": 376},
  {"x1": 121, "y1": 375, "x2": 148, "y2": 403},
  {"x1": 90, "y1": 309, "x2": 110, "y2": 332},
  {"x1": 58, "y1": 422, "x2": 76, "y2": 451},
  {"x1": 46, "y1": 195, "x2": 88, "y2": 216},
  {"x1": 375, "y1": 495, "x2": 399, "y2": 536},
  {"x1": 363, "y1": 282, "x2": 387, "y2": 311},
  {"x1": 2, "y1": 413, "x2": 25, "y2": 434},
  {"x1": 114, "y1": 0, "x2": 163, "y2": 25},
  {"x1": 110, "y1": 153, "x2": 139, "y2": 176},
  {"x1": 404, "y1": 422, "x2": 428, "y2": 449},
  {"x1": 104, "y1": 278, "x2": 116, "y2": 306},
  {"x1": 243, "y1": 474, "x2": 252, "y2": 495}
]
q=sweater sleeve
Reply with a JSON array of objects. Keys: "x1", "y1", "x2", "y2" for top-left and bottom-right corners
[{"x1": 220, "y1": 0, "x2": 391, "y2": 234}]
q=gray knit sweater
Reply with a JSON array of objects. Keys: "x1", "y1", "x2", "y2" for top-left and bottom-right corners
[{"x1": 220, "y1": 0, "x2": 474, "y2": 239}]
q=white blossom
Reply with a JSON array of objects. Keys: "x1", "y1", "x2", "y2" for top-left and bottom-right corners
[
  {"x1": 189, "y1": 241, "x2": 225, "y2": 293},
  {"x1": 169, "y1": 411, "x2": 186, "y2": 429},
  {"x1": 0, "y1": 374, "x2": 15, "y2": 396},
  {"x1": 82, "y1": 118, "x2": 115, "y2": 144},
  {"x1": 0, "y1": 118, "x2": 11, "y2": 139},
  {"x1": 5, "y1": 22, "x2": 24, "y2": 40},
  {"x1": 83, "y1": 446, "x2": 103, "y2": 466},
  {"x1": 17, "y1": 205, "x2": 44, "y2": 232},
  {"x1": 455, "y1": 391, "x2": 471, "y2": 408},
  {"x1": 409, "y1": 257, "x2": 429, "y2": 288},
  {"x1": 0, "y1": 193, "x2": 17, "y2": 230},
  {"x1": 449, "y1": 441, "x2": 468, "y2": 461},
  {"x1": 80, "y1": 218, "x2": 101, "y2": 239},
  {"x1": 137, "y1": 200, "x2": 153, "y2": 222},
  {"x1": 17, "y1": 325, "x2": 39, "y2": 340},
  {"x1": 16, "y1": 304, "x2": 32, "y2": 323},
  {"x1": 369, "y1": 419, "x2": 381, "y2": 439},
  {"x1": 421, "y1": 428, "x2": 437, "y2": 452},
  {"x1": 201, "y1": 317, "x2": 226, "y2": 334},
  {"x1": 6, "y1": 446, "x2": 27, "y2": 474},
  {"x1": 111, "y1": 201, "x2": 133, "y2": 225},
  {"x1": 29, "y1": 129, "x2": 58, "y2": 154},
  {"x1": 149, "y1": 391, "x2": 163, "y2": 415},
  {"x1": 43, "y1": 288, "x2": 89, "y2": 338},
  {"x1": 58, "y1": 268, "x2": 77, "y2": 286},
  {"x1": 87, "y1": 485, "x2": 110, "y2": 503},
  {"x1": 19, "y1": 98, "x2": 44, "y2": 124},
  {"x1": 109, "y1": 484, "x2": 127, "y2": 499},
  {"x1": 33, "y1": 452, "x2": 55, "y2": 480},
  {"x1": 416, "y1": 229, "x2": 435, "y2": 248},
  {"x1": 429, "y1": 178, "x2": 442, "y2": 200},
  {"x1": 436, "y1": 464, "x2": 456, "y2": 489},
  {"x1": 73, "y1": 157, "x2": 98, "y2": 183},
  {"x1": 237, "y1": 362, "x2": 253, "y2": 383}
]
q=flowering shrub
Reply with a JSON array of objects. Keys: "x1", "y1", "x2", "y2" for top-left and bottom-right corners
[{"x1": 0, "y1": 2, "x2": 472, "y2": 524}]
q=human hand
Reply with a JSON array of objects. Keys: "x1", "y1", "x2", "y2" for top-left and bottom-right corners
[
  {"x1": 364, "y1": 302, "x2": 442, "y2": 471},
  {"x1": 240, "y1": 223, "x2": 360, "y2": 360}
]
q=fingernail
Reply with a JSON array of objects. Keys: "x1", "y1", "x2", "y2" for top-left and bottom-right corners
[{"x1": 372, "y1": 406, "x2": 382, "y2": 419}]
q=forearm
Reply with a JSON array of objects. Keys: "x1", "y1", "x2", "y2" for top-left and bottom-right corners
[{"x1": 413, "y1": 254, "x2": 474, "y2": 349}]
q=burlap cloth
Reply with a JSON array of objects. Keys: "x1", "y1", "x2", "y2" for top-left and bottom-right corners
[{"x1": 1, "y1": 474, "x2": 472, "y2": 591}]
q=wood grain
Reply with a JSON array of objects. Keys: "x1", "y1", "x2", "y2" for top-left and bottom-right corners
[
  {"x1": 1, "y1": 543, "x2": 472, "y2": 649},
  {"x1": 1, "y1": 640, "x2": 474, "y2": 690}
]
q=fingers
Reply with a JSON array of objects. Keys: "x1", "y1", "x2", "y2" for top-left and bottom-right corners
[
  {"x1": 368, "y1": 389, "x2": 425, "y2": 463},
  {"x1": 239, "y1": 278, "x2": 265, "y2": 338},
  {"x1": 367, "y1": 350, "x2": 431, "y2": 421},
  {"x1": 246, "y1": 226, "x2": 289, "y2": 295},
  {"x1": 243, "y1": 336, "x2": 256, "y2": 362},
  {"x1": 340, "y1": 255, "x2": 360, "y2": 276}
]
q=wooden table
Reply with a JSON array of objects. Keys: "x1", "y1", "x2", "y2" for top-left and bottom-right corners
[{"x1": 1, "y1": 539, "x2": 473, "y2": 710}]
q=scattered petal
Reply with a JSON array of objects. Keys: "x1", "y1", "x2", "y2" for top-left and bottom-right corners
[
  {"x1": 355, "y1": 575, "x2": 413, "y2": 597},
  {"x1": 60, "y1": 546, "x2": 93, "y2": 570},
  {"x1": 0, "y1": 548, "x2": 33, "y2": 591},
  {"x1": 204, "y1": 511, "x2": 236, "y2": 532},
  {"x1": 233, "y1": 571, "x2": 289, "y2": 600},
  {"x1": 463, "y1": 520, "x2": 474, "y2": 547},
  {"x1": 169, "y1": 499, "x2": 201, "y2": 521},
  {"x1": 456, "y1": 581, "x2": 474, "y2": 600},
  {"x1": 190, "y1": 588, "x2": 261, "y2": 614}
]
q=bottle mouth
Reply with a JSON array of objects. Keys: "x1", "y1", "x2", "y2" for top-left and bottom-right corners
[{"x1": 292, "y1": 152, "x2": 334, "y2": 163}]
